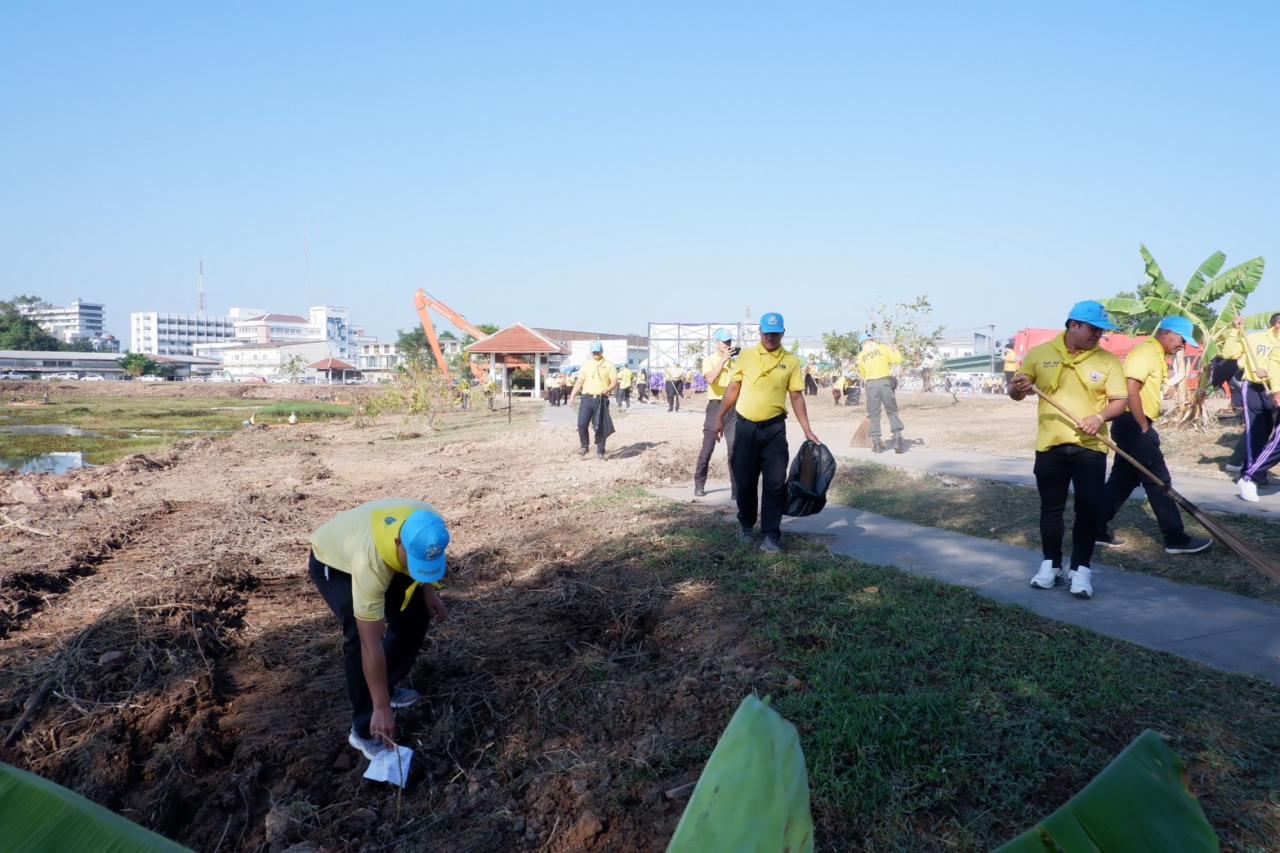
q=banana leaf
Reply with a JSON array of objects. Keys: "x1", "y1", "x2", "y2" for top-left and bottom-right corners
[
  {"x1": 1189, "y1": 257, "x2": 1265, "y2": 307},
  {"x1": 1140, "y1": 244, "x2": 1173, "y2": 299},
  {"x1": 667, "y1": 695, "x2": 813, "y2": 853},
  {"x1": 995, "y1": 730, "x2": 1218, "y2": 853},
  {"x1": 1100, "y1": 297, "x2": 1146, "y2": 316},
  {"x1": 0, "y1": 762, "x2": 189, "y2": 852},
  {"x1": 1183, "y1": 251, "x2": 1226, "y2": 302}
]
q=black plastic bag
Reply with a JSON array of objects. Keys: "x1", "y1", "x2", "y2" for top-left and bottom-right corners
[{"x1": 785, "y1": 440, "x2": 836, "y2": 517}]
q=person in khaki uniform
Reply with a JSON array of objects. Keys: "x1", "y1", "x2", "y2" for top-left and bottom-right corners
[
  {"x1": 568, "y1": 341, "x2": 618, "y2": 458},
  {"x1": 1095, "y1": 317, "x2": 1210, "y2": 553},
  {"x1": 856, "y1": 333, "x2": 905, "y2": 453},
  {"x1": 716, "y1": 312, "x2": 821, "y2": 554},
  {"x1": 1009, "y1": 301, "x2": 1128, "y2": 599},
  {"x1": 694, "y1": 328, "x2": 740, "y2": 498}
]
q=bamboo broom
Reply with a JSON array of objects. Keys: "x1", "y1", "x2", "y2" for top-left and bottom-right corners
[{"x1": 1029, "y1": 386, "x2": 1280, "y2": 584}]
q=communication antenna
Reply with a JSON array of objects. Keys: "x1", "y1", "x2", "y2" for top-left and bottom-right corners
[{"x1": 197, "y1": 260, "x2": 206, "y2": 314}]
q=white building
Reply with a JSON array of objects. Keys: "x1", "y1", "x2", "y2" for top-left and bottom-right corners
[
  {"x1": 232, "y1": 306, "x2": 356, "y2": 359},
  {"x1": 538, "y1": 328, "x2": 648, "y2": 369},
  {"x1": 219, "y1": 340, "x2": 334, "y2": 381},
  {"x1": 130, "y1": 311, "x2": 237, "y2": 356},
  {"x1": 356, "y1": 341, "x2": 409, "y2": 378},
  {"x1": 23, "y1": 300, "x2": 108, "y2": 345}
]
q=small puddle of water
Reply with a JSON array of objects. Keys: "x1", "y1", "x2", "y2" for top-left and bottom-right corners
[
  {"x1": 0, "y1": 451, "x2": 89, "y2": 474},
  {"x1": 0, "y1": 424, "x2": 100, "y2": 437}
]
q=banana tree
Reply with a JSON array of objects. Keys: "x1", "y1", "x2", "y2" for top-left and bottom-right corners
[{"x1": 1104, "y1": 245, "x2": 1266, "y2": 426}]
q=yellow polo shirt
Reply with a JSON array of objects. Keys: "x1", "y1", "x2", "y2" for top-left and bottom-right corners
[
  {"x1": 702, "y1": 353, "x2": 735, "y2": 401},
  {"x1": 1219, "y1": 329, "x2": 1245, "y2": 361},
  {"x1": 1018, "y1": 334, "x2": 1126, "y2": 453},
  {"x1": 856, "y1": 342, "x2": 902, "y2": 381},
  {"x1": 730, "y1": 344, "x2": 805, "y2": 421},
  {"x1": 618, "y1": 367, "x2": 633, "y2": 389},
  {"x1": 311, "y1": 498, "x2": 438, "y2": 622},
  {"x1": 580, "y1": 358, "x2": 616, "y2": 395},
  {"x1": 1123, "y1": 338, "x2": 1168, "y2": 420},
  {"x1": 1265, "y1": 344, "x2": 1280, "y2": 393},
  {"x1": 1002, "y1": 349, "x2": 1019, "y2": 372},
  {"x1": 1240, "y1": 329, "x2": 1280, "y2": 384}
]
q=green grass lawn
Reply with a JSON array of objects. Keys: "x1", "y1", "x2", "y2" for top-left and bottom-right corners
[
  {"x1": 646, "y1": 504, "x2": 1280, "y2": 850},
  {"x1": 830, "y1": 461, "x2": 1280, "y2": 605}
]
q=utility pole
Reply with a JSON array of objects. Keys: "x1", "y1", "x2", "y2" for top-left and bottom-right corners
[{"x1": 197, "y1": 260, "x2": 206, "y2": 314}]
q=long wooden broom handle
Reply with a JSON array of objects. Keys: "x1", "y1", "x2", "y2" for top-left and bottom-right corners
[
  {"x1": 1238, "y1": 323, "x2": 1265, "y2": 380},
  {"x1": 1028, "y1": 386, "x2": 1172, "y2": 493}
]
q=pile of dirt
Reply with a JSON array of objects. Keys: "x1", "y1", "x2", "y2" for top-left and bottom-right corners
[{"x1": 0, "y1": 405, "x2": 770, "y2": 850}]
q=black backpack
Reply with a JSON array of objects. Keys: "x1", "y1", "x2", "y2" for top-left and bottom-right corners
[{"x1": 785, "y1": 440, "x2": 837, "y2": 517}]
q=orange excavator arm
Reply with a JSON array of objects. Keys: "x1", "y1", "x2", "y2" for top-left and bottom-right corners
[{"x1": 413, "y1": 289, "x2": 489, "y2": 381}]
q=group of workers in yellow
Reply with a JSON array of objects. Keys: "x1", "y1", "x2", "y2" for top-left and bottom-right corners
[{"x1": 307, "y1": 302, "x2": 1280, "y2": 765}]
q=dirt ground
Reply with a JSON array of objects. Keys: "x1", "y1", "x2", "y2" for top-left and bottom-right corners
[{"x1": 0, "y1": 386, "x2": 1258, "y2": 851}]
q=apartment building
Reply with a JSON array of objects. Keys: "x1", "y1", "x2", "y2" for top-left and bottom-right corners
[
  {"x1": 23, "y1": 300, "x2": 111, "y2": 347},
  {"x1": 130, "y1": 311, "x2": 237, "y2": 356}
]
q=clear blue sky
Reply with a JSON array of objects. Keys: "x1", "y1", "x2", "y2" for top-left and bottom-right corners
[{"x1": 3, "y1": 2, "x2": 1277, "y2": 344}]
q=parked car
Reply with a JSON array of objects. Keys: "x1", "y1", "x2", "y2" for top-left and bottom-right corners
[
  {"x1": 0, "y1": 371, "x2": 32, "y2": 380},
  {"x1": 81, "y1": 374, "x2": 106, "y2": 381},
  {"x1": 45, "y1": 371, "x2": 80, "y2": 381},
  {"x1": 137, "y1": 375, "x2": 164, "y2": 382}
]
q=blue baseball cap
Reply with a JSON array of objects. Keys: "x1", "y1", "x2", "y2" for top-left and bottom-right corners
[
  {"x1": 400, "y1": 510, "x2": 450, "y2": 584},
  {"x1": 713, "y1": 328, "x2": 733, "y2": 342},
  {"x1": 859, "y1": 333, "x2": 872, "y2": 343},
  {"x1": 589, "y1": 340, "x2": 603, "y2": 353},
  {"x1": 1066, "y1": 301, "x2": 1118, "y2": 331},
  {"x1": 760, "y1": 312, "x2": 785, "y2": 334},
  {"x1": 1157, "y1": 316, "x2": 1198, "y2": 345}
]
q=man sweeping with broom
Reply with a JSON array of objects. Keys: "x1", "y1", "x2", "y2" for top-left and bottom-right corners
[
  {"x1": 1009, "y1": 301, "x2": 1128, "y2": 599},
  {"x1": 1094, "y1": 317, "x2": 1211, "y2": 555}
]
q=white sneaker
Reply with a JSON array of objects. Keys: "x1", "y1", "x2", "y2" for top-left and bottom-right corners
[
  {"x1": 390, "y1": 686, "x2": 420, "y2": 709},
  {"x1": 348, "y1": 728, "x2": 389, "y2": 760},
  {"x1": 1070, "y1": 566, "x2": 1093, "y2": 599},
  {"x1": 1029, "y1": 560, "x2": 1066, "y2": 589},
  {"x1": 1239, "y1": 479, "x2": 1260, "y2": 503}
]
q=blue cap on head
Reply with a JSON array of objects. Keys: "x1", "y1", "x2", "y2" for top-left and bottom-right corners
[
  {"x1": 1066, "y1": 301, "x2": 1119, "y2": 331},
  {"x1": 1157, "y1": 315, "x2": 1198, "y2": 345},
  {"x1": 759, "y1": 312, "x2": 785, "y2": 334},
  {"x1": 859, "y1": 333, "x2": 873, "y2": 344},
  {"x1": 589, "y1": 340, "x2": 603, "y2": 353},
  {"x1": 713, "y1": 328, "x2": 733, "y2": 343},
  {"x1": 400, "y1": 510, "x2": 449, "y2": 584}
]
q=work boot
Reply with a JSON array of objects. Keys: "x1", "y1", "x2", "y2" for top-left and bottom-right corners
[
  {"x1": 893, "y1": 433, "x2": 905, "y2": 454},
  {"x1": 872, "y1": 438, "x2": 886, "y2": 453}
]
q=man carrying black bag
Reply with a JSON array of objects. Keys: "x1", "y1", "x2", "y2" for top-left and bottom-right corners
[
  {"x1": 568, "y1": 341, "x2": 618, "y2": 459},
  {"x1": 716, "y1": 312, "x2": 822, "y2": 554}
]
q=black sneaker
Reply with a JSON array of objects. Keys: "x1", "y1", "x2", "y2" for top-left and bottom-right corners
[
  {"x1": 1165, "y1": 537, "x2": 1212, "y2": 555},
  {"x1": 893, "y1": 434, "x2": 906, "y2": 454},
  {"x1": 1095, "y1": 531, "x2": 1125, "y2": 548},
  {"x1": 693, "y1": 484, "x2": 706, "y2": 497},
  {"x1": 759, "y1": 537, "x2": 782, "y2": 555},
  {"x1": 736, "y1": 526, "x2": 752, "y2": 544},
  {"x1": 872, "y1": 439, "x2": 886, "y2": 453},
  {"x1": 578, "y1": 447, "x2": 589, "y2": 456}
]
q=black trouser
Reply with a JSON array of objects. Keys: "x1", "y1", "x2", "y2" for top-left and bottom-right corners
[
  {"x1": 1098, "y1": 415, "x2": 1186, "y2": 546},
  {"x1": 577, "y1": 395, "x2": 609, "y2": 452},
  {"x1": 665, "y1": 381, "x2": 680, "y2": 411},
  {"x1": 1243, "y1": 382, "x2": 1280, "y2": 484},
  {"x1": 621, "y1": 387, "x2": 631, "y2": 408},
  {"x1": 695, "y1": 400, "x2": 738, "y2": 495},
  {"x1": 731, "y1": 414, "x2": 788, "y2": 539},
  {"x1": 309, "y1": 552, "x2": 429, "y2": 740},
  {"x1": 1033, "y1": 444, "x2": 1107, "y2": 570},
  {"x1": 1208, "y1": 357, "x2": 1238, "y2": 392}
]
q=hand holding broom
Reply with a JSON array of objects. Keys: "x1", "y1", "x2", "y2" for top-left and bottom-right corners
[{"x1": 1028, "y1": 385, "x2": 1280, "y2": 584}]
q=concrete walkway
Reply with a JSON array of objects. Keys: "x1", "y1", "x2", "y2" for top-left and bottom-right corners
[{"x1": 653, "y1": 484, "x2": 1280, "y2": 687}]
